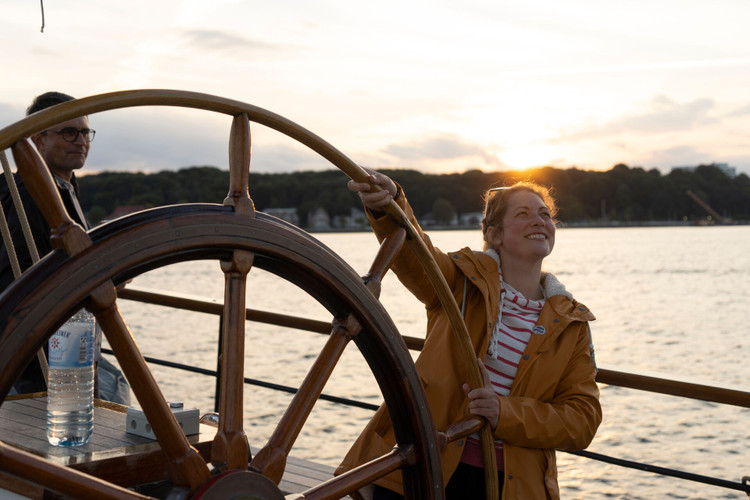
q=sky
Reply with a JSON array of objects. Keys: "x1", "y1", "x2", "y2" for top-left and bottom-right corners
[{"x1": 2, "y1": 0, "x2": 750, "y2": 178}]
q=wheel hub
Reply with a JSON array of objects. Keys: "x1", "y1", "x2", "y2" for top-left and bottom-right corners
[{"x1": 192, "y1": 470, "x2": 285, "y2": 500}]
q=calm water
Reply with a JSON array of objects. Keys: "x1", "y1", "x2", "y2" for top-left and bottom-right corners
[{"x1": 114, "y1": 225, "x2": 750, "y2": 499}]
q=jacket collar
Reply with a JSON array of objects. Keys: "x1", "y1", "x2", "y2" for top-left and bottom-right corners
[{"x1": 484, "y1": 248, "x2": 572, "y2": 300}]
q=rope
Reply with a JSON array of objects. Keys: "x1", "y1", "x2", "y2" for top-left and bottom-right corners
[
  {"x1": 0, "y1": 149, "x2": 49, "y2": 382},
  {"x1": 40, "y1": 0, "x2": 45, "y2": 33}
]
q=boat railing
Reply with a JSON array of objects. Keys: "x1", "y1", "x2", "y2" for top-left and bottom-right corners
[{"x1": 115, "y1": 286, "x2": 750, "y2": 497}]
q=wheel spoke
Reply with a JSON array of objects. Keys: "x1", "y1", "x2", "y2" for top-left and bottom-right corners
[
  {"x1": 10, "y1": 139, "x2": 89, "y2": 255},
  {"x1": 438, "y1": 416, "x2": 484, "y2": 450},
  {"x1": 362, "y1": 228, "x2": 405, "y2": 299},
  {"x1": 212, "y1": 114, "x2": 254, "y2": 472},
  {"x1": 212, "y1": 250, "x2": 254, "y2": 470},
  {"x1": 289, "y1": 446, "x2": 413, "y2": 500},
  {"x1": 91, "y1": 283, "x2": 210, "y2": 490},
  {"x1": 251, "y1": 314, "x2": 360, "y2": 484},
  {"x1": 224, "y1": 112, "x2": 254, "y2": 216},
  {"x1": 0, "y1": 91, "x2": 445, "y2": 499},
  {"x1": 0, "y1": 441, "x2": 149, "y2": 499}
]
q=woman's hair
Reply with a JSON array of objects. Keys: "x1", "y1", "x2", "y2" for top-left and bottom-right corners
[{"x1": 481, "y1": 181, "x2": 558, "y2": 250}]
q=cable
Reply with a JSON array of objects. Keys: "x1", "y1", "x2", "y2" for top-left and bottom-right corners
[
  {"x1": 563, "y1": 449, "x2": 750, "y2": 494},
  {"x1": 100, "y1": 349, "x2": 750, "y2": 494}
]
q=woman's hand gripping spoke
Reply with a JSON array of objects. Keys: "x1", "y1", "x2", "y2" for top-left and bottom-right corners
[
  {"x1": 347, "y1": 168, "x2": 398, "y2": 211},
  {"x1": 463, "y1": 358, "x2": 500, "y2": 431}
]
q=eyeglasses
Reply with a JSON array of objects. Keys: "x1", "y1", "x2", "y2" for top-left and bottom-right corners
[
  {"x1": 42, "y1": 127, "x2": 96, "y2": 143},
  {"x1": 488, "y1": 186, "x2": 510, "y2": 192}
]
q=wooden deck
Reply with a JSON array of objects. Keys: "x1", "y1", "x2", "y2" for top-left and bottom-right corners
[{"x1": 0, "y1": 395, "x2": 342, "y2": 498}]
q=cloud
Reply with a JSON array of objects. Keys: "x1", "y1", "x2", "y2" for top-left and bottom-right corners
[
  {"x1": 0, "y1": 99, "x2": 353, "y2": 174},
  {"x1": 727, "y1": 103, "x2": 750, "y2": 118},
  {"x1": 381, "y1": 134, "x2": 501, "y2": 166},
  {"x1": 0, "y1": 102, "x2": 25, "y2": 127},
  {"x1": 81, "y1": 110, "x2": 227, "y2": 172},
  {"x1": 180, "y1": 29, "x2": 283, "y2": 55},
  {"x1": 250, "y1": 144, "x2": 334, "y2": 173},
  {"x1": 498, "y1": 57, "x2": 750, "y2": 78},
  {"x1": 640, "y1": 145, "x2": 714, "y2": 170},
  {"x1": 75, "y1": 109, "x2": 338, "y2": 174},
  {"x1": 564, "y1": 95, "x2": 717, "y2": 140}
]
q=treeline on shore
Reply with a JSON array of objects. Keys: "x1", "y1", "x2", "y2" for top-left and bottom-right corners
[{"x1": 78, "y1": 163, "x2": 750, "y2": 227}]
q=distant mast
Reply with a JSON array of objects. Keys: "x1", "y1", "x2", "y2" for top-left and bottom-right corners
[{"x1": 685, "y1": 190, "x2": 728, "y2": 224}]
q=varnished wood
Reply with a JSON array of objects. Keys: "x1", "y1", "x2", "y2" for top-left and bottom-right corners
[
  {"x1": 438, "y1": 416, "x2": 485, "y2": 451},
  {"x1": 357, "y1": 205, "x2": 498, "y2": 497},
  {"x1": 92, "y1": 298, "x2": 211, "y2": 489},
  {"x1": 5, "y1": 91, "x2": 746, "y2": 500},
  {"x1": 595, "y1": 365, "x2": 750, "y2": 408},
  {"x1": 340, "y1": 170, "x2": 498, "y2": 498},
  {"x1": 224, "y1": 113, "x2": 254, "y2": 216},
  {"x1": 214, "y1": 117, "x2": 254, "y2": 475},
  {"x1": 295, "y1": 446, "x2": 413, "y2": 500},
  {"x1": 117, "y1": 286, "x2": 426, "y2": 349},
  {"x1": 0, "y1": 90, "x2": 366, "y2": 183},
  {"x1": 0, "y1": 89, "x2": 454, "y2": 498},
  {"x1": 11, "y1": 125, "x2": 212, "y2": 492},
  {"x1": 10, "y1": 139, "x2": 92, "y2": 257},
  {"x1": 0, "y1": 207, "x2": 442, "y2": 499},
  {"x1": 212, "y1": 250, "x2": 254, "y2": 470},
  {"x1": 0, "y1": 397, "x2": 217, "y2": 498},
  {"x1": 252, "y1": 314, "x2": 361, "y2": 484},
  {"x1": 362, "y1": 228, "x2": 406, "y2": 299},
  {"x1": 117, "y1": 287, "x2": 750, "y2": 410},
  {"x1": 0, "y1": 397, "x2": 343, "y2": 497},
  {"x1": 117, "y1": 286, "x2": 333, "y2": 335},
  {"x1": 0, "y1": 441, "x2": 149, "y2": 499}
]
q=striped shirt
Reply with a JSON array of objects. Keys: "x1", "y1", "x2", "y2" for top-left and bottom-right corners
[{"x1": 460, "y1": 278, "x2": 545, "y2": 471}]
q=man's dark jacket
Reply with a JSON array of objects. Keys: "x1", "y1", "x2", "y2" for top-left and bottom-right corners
[{"x1": 0, "y1": 172, "x2": 86, "y2": 393}]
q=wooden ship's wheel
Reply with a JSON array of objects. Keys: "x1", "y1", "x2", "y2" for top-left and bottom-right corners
[{"x1": 0, "y1": 90, "x2": 497, "y2": 499}]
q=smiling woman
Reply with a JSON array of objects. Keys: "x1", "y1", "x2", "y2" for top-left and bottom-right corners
[
  {"x1": 483, "y1": 187, "x2": 557, "y2": 280},
  {"x1": 341, "y1": 169, "x2": 600, "y2": 499}
]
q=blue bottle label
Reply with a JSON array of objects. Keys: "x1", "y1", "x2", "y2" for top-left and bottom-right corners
[{"x1": 49, "y1": 321, "x2": 94, "y2": 368}]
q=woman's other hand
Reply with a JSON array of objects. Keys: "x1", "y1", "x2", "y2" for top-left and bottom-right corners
[
  {"x1": 463, "y1": 358, "x2": 500, "y2": 430},
  {"x1": 347, "y1": 167, "x2": 398, "y2": 211}
]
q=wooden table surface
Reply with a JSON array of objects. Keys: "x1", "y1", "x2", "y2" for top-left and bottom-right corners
[
  {"x1": 0, "y1": 395, "x2": 340, "y2": 498},
  {"x1": 0, "y1": 395, "x2": 216, "y2": 497}
]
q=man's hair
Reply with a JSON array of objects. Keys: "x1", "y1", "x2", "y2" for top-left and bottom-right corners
[{"x1": 26, "y1": 91, "x2": 75, "y2": 116}]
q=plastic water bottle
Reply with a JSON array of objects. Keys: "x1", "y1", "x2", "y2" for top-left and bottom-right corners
[{"x1": 46, "y1": 309, "x2": 95, "y2": 446}]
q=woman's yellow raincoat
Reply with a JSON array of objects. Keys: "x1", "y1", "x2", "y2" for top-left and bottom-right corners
[{"x1": 336, "y1": 188, "x2": 601, "y2": 499}]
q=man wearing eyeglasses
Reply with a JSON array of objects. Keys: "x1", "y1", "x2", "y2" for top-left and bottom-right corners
[
  {"x1": 0, "y1": 91, "x2": 94, "y2": 294},
  {"x1": 0, "y1": 92, "x2": 131, "y2": 403}
]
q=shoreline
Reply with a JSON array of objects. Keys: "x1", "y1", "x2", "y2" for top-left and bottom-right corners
[{"x1": 307, "y1": 220, "x2": 749, "y2": 233}]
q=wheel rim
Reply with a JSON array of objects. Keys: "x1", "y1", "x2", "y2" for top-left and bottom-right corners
[
  {"x1": 0, "y1": 206, "x2": 442, "y2": 499},
  {"x1": 0, "y1": 89, "x2": 497, "y2": 499}
]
